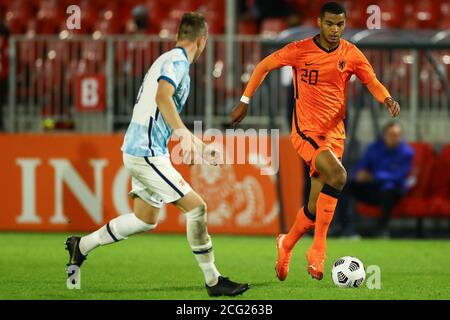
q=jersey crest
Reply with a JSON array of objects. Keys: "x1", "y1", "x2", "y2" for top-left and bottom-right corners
[{"x1": 337, "y1": 59, "x2": 346, "y2": 72}]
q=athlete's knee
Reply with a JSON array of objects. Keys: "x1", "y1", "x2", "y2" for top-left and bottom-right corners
[
  {"x1": 307, "y1": 202, "x2": 316, "y2": 216},
  {"x1": 186, "y1": 202, "x2": 207, "y2": 223},
  {"x1": 326, "y1": 166, "x2": 347, "y2": 190},
  {"x1": 134, "y1": 197, "x2": 160, "y2": 225},
  {"x1": 185, "y1": 203, "x2": 210, "y2": 246},
  {"x1": 134, "y1": 210, "x2": 158, "y2": 225}
]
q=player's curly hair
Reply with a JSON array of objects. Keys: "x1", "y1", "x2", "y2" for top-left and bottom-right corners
[
  {"x1": 320, "y1": 2, "x2": 347, "y2": 18},
  {"x1": 177, "y1": 12, "x2": 208, "y2": 41}
]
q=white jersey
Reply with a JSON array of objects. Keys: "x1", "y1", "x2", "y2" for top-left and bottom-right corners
[{"x1": 121, "y1": 47, "x2": 190, "y2": 157}]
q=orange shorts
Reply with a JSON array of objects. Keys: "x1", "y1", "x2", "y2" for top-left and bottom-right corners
[{"x1": 291, "y1": 132, "x2": 345, "y2": 178}]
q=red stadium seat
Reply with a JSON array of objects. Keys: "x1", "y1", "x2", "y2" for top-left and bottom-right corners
[
  {"x1": 439, "y1": 1, "x2": 450, "y2": 29},
  {"x1": 4, "y1": 0, "x2": 33, "y2": 34},
  {"x1": 5, "y1": 16, "x2": 26, "y2": 34},
  {"x1": 306, "y1": 0, "x2": 325, "y2": 19},
  {"x1": 146, "y1": 0, "x2": 171, "y2": 32},
  {"x1": 286, "y1": 0, "x2": 309, "y2": 13},
  {"x1": 403, "y1": 0, "x2": 441, "y2": 29},
  {"x1": 168, "y1": 1, "x2": 197, "y2": 20},
  {"x1": 159, "y1": 19, "x2": 178, "y2": 38},
  {"x1": 203, "y1": 11, "x2": 224, "y2": 35},
  {"x1": 356, "y1": 142, "x2": 436, "y2": 218},
  {"x1": 340, "y1": 0, "x2": 366, "y2": 29},
  {"x1": 93, "y1": 17, "x2": 123, "y2": 35},
  {"x1": 195, "y1": 0, "x2": 224, "y2": 34},
  {"x1": 238, "y1": 20, "x2": 258, "y2": 35},
  {"x1": 201, "y1": 0, "x2": 224, "y2": 12},
  {"x1": 68, "y1": 0, "x2": 100, "y2": 34},
  {"x1": 375, "y1": 0, "x2": 405, "y2": 29},
  {"x1": 90, "y1": 1, "x2": 126, "y2": 35},
  {"x1": 429, "y1": 145, "x2": 450, "y2": 217},
  {"x1": 6, "y1": 0, "x2": 449, "y2": 36},
  {"x1": 260, "y1": 18, "x2": 288, "y2": 38},
  {"x1": 17, "y1": 41, "x2": 39, "y2": 68}
]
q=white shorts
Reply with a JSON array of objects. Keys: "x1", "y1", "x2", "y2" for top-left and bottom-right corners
[{"x1": 123, "y1": 153, "x2": 192, "y2": 208}]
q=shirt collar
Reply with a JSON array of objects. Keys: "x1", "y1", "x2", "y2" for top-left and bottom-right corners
[
  {"x1": 313, "y1": 34, "x2": 340, "y2": 53},
  {"x1": 174, "y1": 46, "x2": 189, "y2": 63}
]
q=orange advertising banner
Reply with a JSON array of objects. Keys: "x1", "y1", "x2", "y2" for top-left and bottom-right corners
[{"x1": 0, "y1": 134, "x2": 304, "y2": 235}]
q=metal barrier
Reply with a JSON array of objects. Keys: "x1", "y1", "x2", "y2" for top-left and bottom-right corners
[
  {"x1": 6, "y1": 34, "x2": 450, "y2": 143},
  {"x1": 342, "y1": 47, "x2": 450, "y2": 145}
]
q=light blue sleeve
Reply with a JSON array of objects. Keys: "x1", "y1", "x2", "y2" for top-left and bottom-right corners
[{"x1": 157, "y1": 58, "x2": 189, "y2": 90}]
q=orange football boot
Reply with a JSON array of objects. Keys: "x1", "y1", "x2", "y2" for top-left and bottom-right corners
[
  {"x1": 306, "y1": 247, "x2": 326, "y2": 280},
  {"x1": 275, "y1": 234, "x2": 292, "y2": 281}
]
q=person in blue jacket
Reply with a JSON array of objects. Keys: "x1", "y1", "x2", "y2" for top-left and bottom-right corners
[{"x1": 349, "y1": 121, "x2": 414, "y2": 237}]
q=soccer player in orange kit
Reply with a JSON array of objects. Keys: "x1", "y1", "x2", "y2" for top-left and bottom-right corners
[{"x1": 231, "y1": 2, "x2": 400, "y2": 281}]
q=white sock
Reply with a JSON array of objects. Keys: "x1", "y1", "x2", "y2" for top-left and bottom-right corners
[
  {"x1": 193, "y1": 240, "x2": 221, "y2": 286},
  {"x1": 186, "y1": 205, "x2": 221, "y2": 286},
  {"x1": 79, "y1": 213, "x2": 156, "y2": 255}
]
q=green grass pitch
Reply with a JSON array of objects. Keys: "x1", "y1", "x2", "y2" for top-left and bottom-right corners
[{"x1": 0, "y1": 232, "x2": 449, "y2": 300}]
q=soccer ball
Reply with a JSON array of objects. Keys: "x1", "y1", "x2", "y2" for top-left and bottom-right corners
[{"x1": 331, "y1": 256, "x2": 366, "y2": 288}]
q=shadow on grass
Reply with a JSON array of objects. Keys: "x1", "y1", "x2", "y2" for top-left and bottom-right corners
[
  {"x1": 88, "y1": 281, "x2": 275, "y2": 295},
  {"x1": 91, "y1": 285, "x2": 201, "y2": 294}
]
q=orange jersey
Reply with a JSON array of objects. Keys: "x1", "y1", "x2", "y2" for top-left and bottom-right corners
[
  {"x1": 275, "y1": 36, "x2": 376, "y2": 139},
  {"x1": 243, "y1": 35, "x2": 377, "y2": 139}
]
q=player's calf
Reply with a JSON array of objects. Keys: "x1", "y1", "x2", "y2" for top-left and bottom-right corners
[
  {"x1": 78, "y1": 213, "x2": 157, "y2": 256},
  {"x1": 185, "y1": 204, "x2": 250, "y2": 296},
  {"x1": 185, "y1": 204, "x2": 220, "y2": 285}
]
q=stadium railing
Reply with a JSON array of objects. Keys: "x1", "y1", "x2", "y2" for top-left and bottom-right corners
[{"x1": 5, "y1": 32, "x2": 450, "y2": 145}]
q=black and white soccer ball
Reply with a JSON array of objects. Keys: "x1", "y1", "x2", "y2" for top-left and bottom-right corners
[{"x1": 331, "y1": 256, "x2": 366, "y2": 288}]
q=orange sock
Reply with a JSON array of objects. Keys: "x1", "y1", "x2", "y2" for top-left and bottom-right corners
[
  {"x1": 283, "y1": 207, "x2": 315, "y2": 251},
  {"x1": 312, "y1": 184, "x2": 340, "y2": 253}
]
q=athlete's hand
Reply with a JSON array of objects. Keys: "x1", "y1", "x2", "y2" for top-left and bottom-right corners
[
  {"x1": 384, "y1": 97, "x2": 400, "y2": 117},
  {"x1": 180, "y1": 134, "x2": 197, "y2": 165},
  {"x1": 203, "y1": 143, "x2": 223, "y2": 166},
  {"x1": 231, "y1": 102, "x2": 248, "y2": 126},
  {"x1": 193, "y1": 137, "x2": 223, "y2": 166}
]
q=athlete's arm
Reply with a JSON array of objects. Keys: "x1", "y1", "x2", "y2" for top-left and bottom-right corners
[
  {"x1": 366, "y1": 78, "x2": 400, "y2": 117},
  {"x1": 242, "y1": 54, "x2": 285, "y2": 100},
  {"x1": 155, "y1": 79, "x2": 188, "y2": 133},
  {"x1": 354, "y1": 46, "x2": 400, "y2": 118},
  {"x1": 155, "y1": 80, "x2": 199, "y2": 163},
  {"x1": 156, "y1": 80, "x2": 218, "y2": 165},
  {"x1": 231, "y1": 54, "x2": 285, "y2": 126}
]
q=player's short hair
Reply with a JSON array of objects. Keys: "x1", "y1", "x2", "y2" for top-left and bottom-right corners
[
  {"x1": 177, "y1": 12, "x2": 207, "y2": 41},
  {"x1": 383, "y1": 120, "x2": 402, "y2": 134},
  {"x1": 320, "y1": 2, "x2": 347, "y2": 18}
]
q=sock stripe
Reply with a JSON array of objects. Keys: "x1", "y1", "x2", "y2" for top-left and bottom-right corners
[
  {"x1": 321, "y1": 184, "x2": 341, "y2": 199},
  {"x1": 192, "y1": 247, "x2": 213, "y2": 255},
  {"x1": 106, "y1": 223, "x2": 119, "y2": 242},
  {"x1": 304, "y1": 206, "x2": 316, "y2": 221}
]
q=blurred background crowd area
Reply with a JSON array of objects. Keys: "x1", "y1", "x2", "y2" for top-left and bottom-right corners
[
  {"x1": 0, "y1": 1, "x2": 449, "y2": 238},
  {"x1": 0, "y1": 0, "x2": 449, "y2": 37}
]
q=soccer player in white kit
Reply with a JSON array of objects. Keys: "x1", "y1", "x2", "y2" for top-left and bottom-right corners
[{"x1": 65, "y1": 12, "x2": 249, "y2": 297}]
